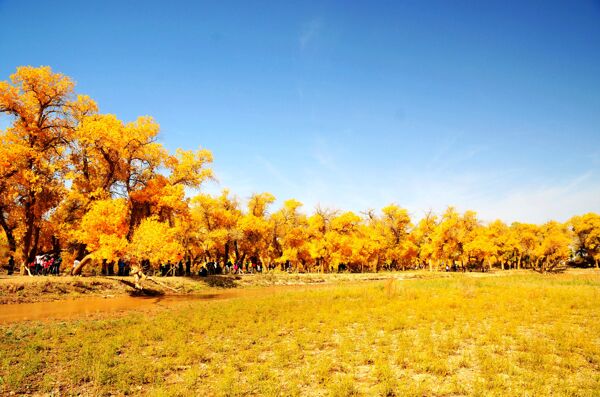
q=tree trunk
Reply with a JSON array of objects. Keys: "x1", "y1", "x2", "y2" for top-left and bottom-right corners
[
  {"x1": 234, "y1": 241, "x2": 240, "y2": 263},
  {"x1": 31, "y1": 224, "x2": 40, "y2": 260},
  {"x1": 543, "y1": 259, "x2": 548, "y2": 273},
  {"x1": 76, "y1": 243, "x2": 87, "y2": 261},
  {"x1": 21, "y1": 200, "x2": 35, "y2": 267},
  {"x1": 0, "y1": 210, "x2": 16, "y2": 253},
  {"x1": 127, "y1": 204, "x2": 138, "y2": 241},
  {"x1": 535, "y1": 257, "x2": 542, "y2": 273},
  {"x1": 51, "y1": 235, "x2": 61, "y2": 256}
]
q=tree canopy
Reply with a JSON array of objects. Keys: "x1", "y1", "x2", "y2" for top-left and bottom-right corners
[{"x1": 1, "y1": 66, "x2": 598, "y2": 273}]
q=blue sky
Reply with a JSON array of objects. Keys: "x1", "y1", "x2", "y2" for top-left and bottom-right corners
[{"x1": 1, "y1": 0, "x2": 599, "y2": 223}]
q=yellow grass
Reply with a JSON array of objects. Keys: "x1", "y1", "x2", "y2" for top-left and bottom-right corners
[{"x1": 1, "y1": 271, "x2": 599, "y2": 396}]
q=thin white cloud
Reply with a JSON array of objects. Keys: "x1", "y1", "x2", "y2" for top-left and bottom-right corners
[
  {"x1": 399, "y1": 170, "x2": 600, "y2": 224},
  {"x1": 473, "y1": 172, "x2": 600, "y2": 224},
  {"x1": 312, "y1": 135, "x2": 338, "y2": 171},
  {"x1": 201, "y1": 135, "x2": 600, "y2": 225},
  {"x1": 255, "y1": 154, "x2": 299, "y2": 191},
  {"x1": 290, "y1": 157, "x2": 600, "y2": 224},
  {"x1": 299, "y1": 17, "x2": 322, "y2": 50}
]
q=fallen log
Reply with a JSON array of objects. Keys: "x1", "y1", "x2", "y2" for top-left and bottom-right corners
[
  {"x1": 72, "y1": 255, "x2": 94, "y2": 276},
  {"x1": 130, "y1": 265, "x2": 180, "y2": 292}
]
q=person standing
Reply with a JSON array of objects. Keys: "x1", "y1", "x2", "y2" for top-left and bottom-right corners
[
  {"x1": 118, "y1": 259, "x2": 126, "y2": 276},
  {"x1": 7, "y1": 255, "x2": 14, "y2": 275},
  {"x1": 35, "y1": 254, "x2": 44, "y2": 275},
  {"x1": 54, "y1": 255, "x2": 62, "y2": 275},
  {"x1": 72, "y1": 259, "x2": 80, "y2": 276}
]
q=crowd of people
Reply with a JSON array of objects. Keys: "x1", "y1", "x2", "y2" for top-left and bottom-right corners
[
  {"x1": 3, "y1": 254, "x2": 336, "y2": 277},
  {"x1": 150, "y1": 258, "x2": 286, "y2": 277},
  {"x1": 28, "y1": 253, "x2": 63, "y2": 276},
  {"x1": 160, "y1": 258, "x2": 270, "y2": 277}
]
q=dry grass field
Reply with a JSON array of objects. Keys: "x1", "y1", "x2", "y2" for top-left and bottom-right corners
[{"x1": 1, "y1": 271, "x2": 599, "y2": 396}]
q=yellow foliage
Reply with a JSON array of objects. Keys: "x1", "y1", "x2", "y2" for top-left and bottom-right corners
[
  {"x1": 534, "y1": 221, "x2": 571, "y2": 271},
  {"x1": 167, "y1": 148, "x2": 214, "y2": 187},
  {"x1": 569, "y1": 213, "x2": 600, "y2": 267},
  {"x1": 76, "y1": 199, "x2": 129, "y2": 261},
  {"x1": 129, "y1": 217, "x2": 183, "y2": 266},
  {"x1": 0, "y1": 66, "x2": 597, "y2": 274}
]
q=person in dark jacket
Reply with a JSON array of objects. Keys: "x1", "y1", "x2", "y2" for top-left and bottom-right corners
[{"x1": 7, "y1": 255, "x2": 14, "y2": 275}]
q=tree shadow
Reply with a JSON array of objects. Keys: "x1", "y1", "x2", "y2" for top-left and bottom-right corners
[
  {"x1": 198, "y1": 275, "x2": 239, "y2": 289},
  {"x1": 128, "y1": 288, "x2": 165, "y2": 297},
  {"x1": 546, "y1": 266, "x2": 568, "y2": 274},
  {"x1": 534, "y1": 266, "x2": 568, "y2": 274}
]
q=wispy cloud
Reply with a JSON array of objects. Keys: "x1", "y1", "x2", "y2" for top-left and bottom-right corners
[
  {"x1": 299, "y1": 17, "x2": 322, "y2": 50},
  {"x1": 398, "y1": 170, "x2": 600, "y2": 224},
  {"x1": 474, "y1": 172, "x2": 600, "y2": 224},
  {"x1": 255, "y1": 154, "x2": 299, "y2": 191},
  {"x1": 203, "y1": 134, "x2": 600, "y2": 224},
  {"x1": 294, "y1": 150, "x2": 600, "y2": 223},
  {"x1": 312, "y1": 135, "x2": 338, "y2": 172}
]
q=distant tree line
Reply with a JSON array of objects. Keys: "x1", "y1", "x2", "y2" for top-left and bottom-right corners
[{"x1": 1, "y1": 67, "x2": 598, "y2": 274}]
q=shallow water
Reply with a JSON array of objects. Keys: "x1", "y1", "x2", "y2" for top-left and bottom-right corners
[
  {"x1": 0, "y1": 291, "x2": 243, "y2": 324},
  {"x1": 0, "y1": 282, "x2": 356, "y2": 324}
]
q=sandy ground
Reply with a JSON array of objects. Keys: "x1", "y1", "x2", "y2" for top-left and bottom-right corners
[
  {"x1": 0, "y1": 271, "x2": 417, "y2": 305},
  {"x1": 1, "y1": 268, "x2": 596, "y2": 306}
]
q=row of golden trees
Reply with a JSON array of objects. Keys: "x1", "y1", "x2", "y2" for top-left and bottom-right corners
[
  {"x1": 188, "y1": 197, "x2": 599, "y2": 273},
  {"x1": 1, "y1": 67, "x2": 599, "y2": 274}
]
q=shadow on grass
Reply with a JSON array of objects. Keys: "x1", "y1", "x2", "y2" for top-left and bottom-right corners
[
  {"x1": 534, "y1": 266, "x2": 568, "y2": 274},
  {"x1": 71, "y1": 280, "x2": 96, "y2": 291},
  {"x1": 198, "y1": 275, "x2": 239, "y2": 289}
]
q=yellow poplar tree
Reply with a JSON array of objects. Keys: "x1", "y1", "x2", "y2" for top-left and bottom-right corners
[
  {"x1": 413, "y1": 210, "x2": 438, "y2": 271},
  {"x1": 307, "y1": 207, "x2": 337, "y2": 272},
  {"x1": 190, "y1": 189, "x2": 241, "y2": 262},
  {"x1": 327, "y1": 211, "x2": 362, "y2": 271},
  {"x1": 510, "y1": 222, "x2": 539, "y2": 269},
  {"x1": 129, "y1": 217, "x2": 184, "y2": 267},
  {"x1": 0, "y1": 66, "x2": 96, "y2": 268},
  {"x1": 72, "y1": 198, "x2": 129, "y2": 274},
  {"x1": 534, "y1": 221, "x2": 572, "y2": 273},
  {"x1": 379, "y1": 204, "x2": 414, "y2": 270},
  {"x1": 270, "y1": 199, "x2": 312, "y2": 271},
  {"x1": 569, "y1": 213, "x2": 600, "y2": 268},
  {"x1": 236, "y1": 192, "x2": 275, "y2": 265}
]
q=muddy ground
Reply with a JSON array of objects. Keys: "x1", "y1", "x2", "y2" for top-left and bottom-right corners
[{"x1": 0, "y1": 271, "x2": 418, "y2": 305}]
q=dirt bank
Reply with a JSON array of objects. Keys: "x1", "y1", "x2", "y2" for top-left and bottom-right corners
[
  {"x1": 0, "y1": 271, "x2": 424, "y2": 305},
  {"x1": 0, "y1": 275, "x2": 224, "y2": 305}
]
